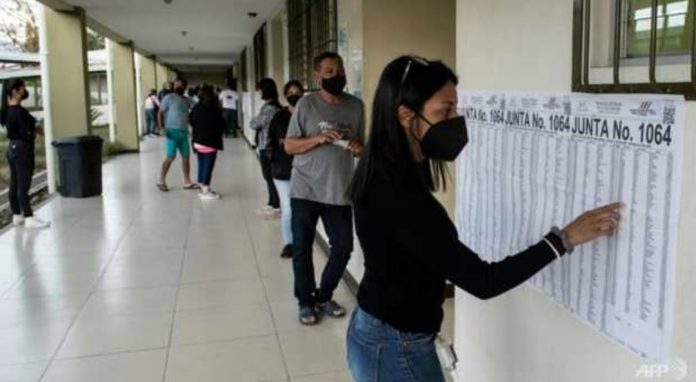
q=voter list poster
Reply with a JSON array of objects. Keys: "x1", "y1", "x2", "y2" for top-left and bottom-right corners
[{"x1": 454, "y1": 91, "x2": 685, "y2": 362}]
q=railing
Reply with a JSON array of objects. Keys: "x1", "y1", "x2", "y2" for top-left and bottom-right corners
[{"x1": 0, "y1": 170, "x2": 49, "y2": 213}]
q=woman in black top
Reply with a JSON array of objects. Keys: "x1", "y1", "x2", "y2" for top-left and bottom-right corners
[
  {"x1": 190, "y1": 85, "x2": 225, "y2": 200},
  {"x1": 267, "y1": 80, "x2": 304, "y2": 258},
  {"x1": 345, "y1": 56, "x2": 622, "y2": 382},
  {"x1": 1, "y1": 79, "x2": 49, "y2": 229}
]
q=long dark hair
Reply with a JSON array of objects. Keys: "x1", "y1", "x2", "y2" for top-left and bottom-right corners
[
  {"x1": 1, "y1": 78, "x2": 25, "y2": 127},
  {"x1": 349, "y1": 56, "x2": 458, "y2": 202},
  {"x1": 197, "y1": 85, "x2": 217, "y2": 107},
  {"x1": 257, "y1": 78, "x2": 281, "y2": 109}
]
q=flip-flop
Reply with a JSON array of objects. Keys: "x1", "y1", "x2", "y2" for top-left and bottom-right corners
[
  {"x1": 183, "y1": 183, "x2": 200, "y2": 190},
  {"x1": 156, "y1": 183, "x2": 169, "y2": 192}
]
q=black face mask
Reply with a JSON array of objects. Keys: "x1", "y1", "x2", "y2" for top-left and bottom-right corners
[
  {"x1": 417, "y1": 115, "x2": 469, "y2": 161},
  {"x1": 286, "y1": 94, "x2": 301, "y2": 107},
  {"x1": 321, "y1": 74, "x2": 346, "y2": 96},
  {"x1": 174, "y1": 87, "x2": 185, "y2": 95}
]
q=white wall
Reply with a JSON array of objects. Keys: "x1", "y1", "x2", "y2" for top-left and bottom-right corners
[{"x1": 455, "y1": 0, "x2": 696, "y2": 381}]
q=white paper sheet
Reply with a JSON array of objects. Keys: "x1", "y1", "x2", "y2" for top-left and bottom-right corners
[{"x1": 455, "y1": 91, "x2": 685, "y2": 362}]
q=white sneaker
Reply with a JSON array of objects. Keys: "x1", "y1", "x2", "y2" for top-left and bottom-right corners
[
  {"x1": 198, "y1": 191, "x2": 221, "y2": 200},
  {"x1": 12, "y1": 215, "x2": 25, "y2": 226},
  {"x1": 24, "y1": 217, "x2": 50, "y2": 229},
  {"x1": 256, "y1": 206, "x2": 274, "y2": 216}
]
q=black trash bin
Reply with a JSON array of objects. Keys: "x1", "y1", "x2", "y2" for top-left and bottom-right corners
[{"x1": 52, "y1": 135, "x2": 103, "y2": 198}]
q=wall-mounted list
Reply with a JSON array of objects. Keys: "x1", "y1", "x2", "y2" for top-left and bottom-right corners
[{"x1": 455, "y1": 91, "x2": 685, "y2": 362}]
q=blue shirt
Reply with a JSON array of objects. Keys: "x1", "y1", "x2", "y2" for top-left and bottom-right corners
[{"x1": 161, "y1": 93, "x2": 192, "y2": 130}]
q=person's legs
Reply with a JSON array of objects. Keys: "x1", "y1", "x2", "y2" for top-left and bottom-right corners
[
  {"x1": 222, "y1": 109, "x2": 234, "y2": 136},
  {"x1": 197, "y1": 152, "x2": 206, "y2": 185},
  {"x1": 145, "y1": 109, "x2": 155, "y2": 135},
  {"x1": 7, "y1": 143, "x2": 35, "y2": 217},
  {"x1": 160, "y1": 130, "x2": 177, "y2": 186},
  {"x1": 259, "y1": 152, "x2": 278, "y2": 208},
  {"x1": 176, "y1": 132, "x2": 193, "y2": 185},
  {"x1": 316, "y1": 204, "x2": 353, "y2": 304},
  {"x1": 231, "y1": 109, "x2": 238, "y2": 137},
  {"x1": 205, "y1": 151, "x2": 217, "y2": 186},
  {"x1": 274, "y1": 180, "x2": 293, "y2": 246},
  {"x1": 292, "y1": 198, "x2": 321, "y2": 307}
]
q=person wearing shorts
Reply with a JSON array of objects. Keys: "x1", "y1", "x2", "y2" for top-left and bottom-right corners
[{"x1": 157, "y1": 79, "x2": 196, "y2": 191}]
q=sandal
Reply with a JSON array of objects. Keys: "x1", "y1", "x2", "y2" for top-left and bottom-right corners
[
  {"x1": 183, "y1": 183, "x2": 200, "y2": 190},
  {"x1": 156, "y1": 183, "x2": 169, "y2": 192}
]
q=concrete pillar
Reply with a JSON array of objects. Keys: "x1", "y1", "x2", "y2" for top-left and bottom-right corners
[
  {"x1": 137, "y1": 54, "x2": 157, "y2": 135},
  {"x1": 38, "y1": 5, "x2": 90, "y2": 193},
  {"x1": 107, "y1": 39, "x2": 139, "y2": 151},
  {"x1": 361, "y1": 0, "x2": 456, "y2": 216},
  {"x1": 155, "y1": 61, "x2": 168, "y2": 90}
]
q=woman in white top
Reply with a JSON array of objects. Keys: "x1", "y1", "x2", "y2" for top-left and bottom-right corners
[{"x1": 144, "y1": 89, "x2": 160, "y2": 136}]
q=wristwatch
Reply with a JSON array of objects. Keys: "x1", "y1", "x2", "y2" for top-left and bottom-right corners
[{"x1": 551, "y1": 226, "x2": 575, "y2": 254}]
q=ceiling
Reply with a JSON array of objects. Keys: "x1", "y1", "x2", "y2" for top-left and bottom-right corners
[{"x1": 40, "y1": 0, "x2": 283, "y2": 71}]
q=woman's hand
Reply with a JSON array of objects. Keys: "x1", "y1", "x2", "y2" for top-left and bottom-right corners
[{"x1": 563, "y1": 202, "x2": 622, "y2": 247}]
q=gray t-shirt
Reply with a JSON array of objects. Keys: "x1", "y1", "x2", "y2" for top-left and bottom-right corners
[{"x1": 286, "y1": 92, "x2": 365, "y2": 206}]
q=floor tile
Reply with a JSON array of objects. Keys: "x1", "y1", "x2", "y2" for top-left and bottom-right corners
[
  {"x1": 56, "y1": 311, "x2": 173, "y2": 359},
  {"x1": 292, "y1": 370, "x2": 353, "y2": 382},
  {"x1": 0, "y1": 362, "x2": 47, "y2": 382},
  {"x1": 165, "y1": 336, "x2": 287, "y2": 382},
  {"x1": 172, "y1": 303, "x2": 275, "y2": 345},
  {"x1": 279, "y1": 326, "x2": 349, "y2": 378},
  {"x1": 176, "y1": 278, "x2": 266, "y2": 310},
  {"x1": 43, "y1": 349, "x2": 167, "y2": 382}
]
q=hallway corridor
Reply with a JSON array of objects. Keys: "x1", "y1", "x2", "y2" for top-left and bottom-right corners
[{"x1": 0, "y1": 138, "x2": 357, "y2": 382}]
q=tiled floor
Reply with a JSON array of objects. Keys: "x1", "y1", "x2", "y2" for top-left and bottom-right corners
[{"x1": 0, "y1": 137, "x2": 454, "y2": 382}]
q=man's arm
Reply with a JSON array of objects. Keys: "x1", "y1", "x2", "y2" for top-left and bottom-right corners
[
  {"x1": 285, "y1": 131, "x2": 342, "y2": 155},
  {"x1": 157, "y1": 109, "x2": 165, "y2": 130}
]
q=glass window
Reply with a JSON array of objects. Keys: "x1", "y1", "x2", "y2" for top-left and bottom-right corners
[{"x1": 625, "y1": 0, "x2": 694, "y2": 57}]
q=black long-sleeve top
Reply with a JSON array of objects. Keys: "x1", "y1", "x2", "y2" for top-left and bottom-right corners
[
  {"x1": 354, "y1": 167, "x2": 567, "y2": 334},
  {"x1": 4, "y1": 105, "x2": 36, "y2": 143},
  {"x1": 190, "y1": 104, "x2": 225, "y2": 150},
  {"x1": 266, "y1": 108, "x2": 293, "y2": 180}
]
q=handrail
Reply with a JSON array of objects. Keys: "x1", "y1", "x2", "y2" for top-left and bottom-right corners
[{"x1": 0, "y1": 170, "x2": 49, "y2": 212}]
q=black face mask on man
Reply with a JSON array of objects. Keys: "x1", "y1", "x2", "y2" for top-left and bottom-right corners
[
  {"x1": 286, "y1": 94, "x2": 301, "y2": 107},
  {"x1": 174, "y1": 87, "x2": 185, "y2": 95},
  {"x1": 20, "y1": 89, "x2": 29, "y2": 100},
  {"x1": 321, "y1": 74, "x2": 346, "y2": 96},
  {"x1": 416, "y1": 115, "x2": 469, "y2": 161}
]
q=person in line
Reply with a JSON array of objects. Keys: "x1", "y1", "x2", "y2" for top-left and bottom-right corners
[
  {"x1": 191, "y1": 85, "x2": 225, "y2": 200},
  {"x1": 267, "y1": 80, "x2": 304, "y2": 258},
  {"x1": 219, "y1": 79, "x2": 240, "y2": 138},
  {"x1": 0, "y1": 78, "x2": 50, "y2": 229},
  {"x1": 250, "y1": 78, "x2": 282, "y2": 218},
  {"x1": 186, "y1": 87, "x2": 199, "y2": 104},
  {"x1": 143, "y1": 89, "x2": 160, "y2": 137},
  {"x1": 345, "y1": 56, "x2": 622, "y2": 382},
  {"x1": 157, "y1": 79, "x2": 197, "y2": 192},
  {"x1": 158, "y1": 81, "x2": 172, "y2": 102},
  {"x1": 285, "y1": 52, "x2": 365, "y2": 325}
]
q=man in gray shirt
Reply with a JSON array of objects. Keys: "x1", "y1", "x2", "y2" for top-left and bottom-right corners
[{"x1": 285, "y1": 52, "x2": 365, "y2": 325}]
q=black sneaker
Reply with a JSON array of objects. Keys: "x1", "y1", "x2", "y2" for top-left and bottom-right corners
[
  {"x1": 299, "y1": 306, "x2": 319, "y2": 326},
  {"x1": 280, "y1": 244, "x2": 293, "y2": 259},
  {"x1": 316, "y1": 300, "x2": 346, "y2": 318}
]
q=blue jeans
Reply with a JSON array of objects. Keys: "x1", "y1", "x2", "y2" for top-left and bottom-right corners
[
  {"x1": 347, "y1": 307, "x2": 445, "y2": 382},
  {"x1": 273, "y1": 179, "x2": 292, "y2": 245},
  {"x1": 197, "y1": 151, "x2": 217, "y2": 186},
  {"x1": 145, "y1": 109, "x2": 157, "y2": 135},
  {"x1": 291, "y1": 198, "x2": 353, "y2": 307},
  {"x1": 222, "y1": 108, "x2": 238, "y2": 136}
]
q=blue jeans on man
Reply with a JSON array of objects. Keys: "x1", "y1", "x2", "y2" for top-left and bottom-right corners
[{"x1": 291, "y1": 198, "x2": 353, "y2": 307}]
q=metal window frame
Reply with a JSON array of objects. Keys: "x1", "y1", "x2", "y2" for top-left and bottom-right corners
[
  {"x1": 572, "y1": 0, "x2": 696, "y2": 99},
  {"x1": 286, "y1": 0, "x2": 338, "y2": 90}
]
